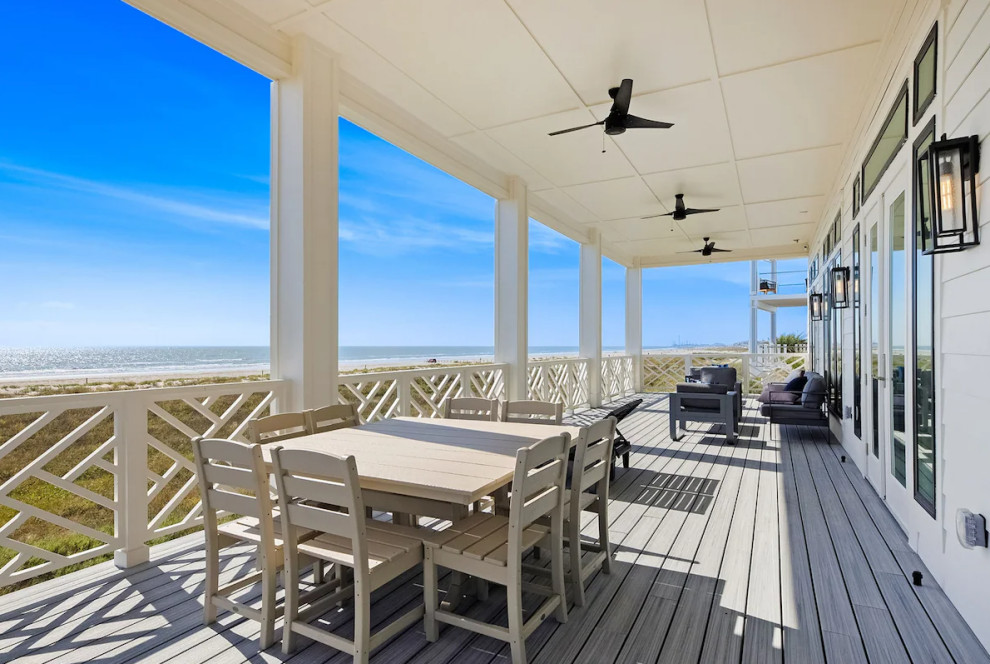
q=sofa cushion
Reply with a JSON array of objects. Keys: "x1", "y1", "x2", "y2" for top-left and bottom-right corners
[
  {"x1": 675, "y1": 381, "x2": 728, "y2": 411},
  {"x1": 801, "y1": 373, "x2": 827, "y2": 409}
]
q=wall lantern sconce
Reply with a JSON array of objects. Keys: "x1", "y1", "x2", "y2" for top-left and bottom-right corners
[
  {"x1": 831, "y1": 266, "x2": 851, "y2": 309},
  {"x1": 810, "y1": 293, "x2": 823, "y2": 321},
  {"x1": 919, "y1": 133, "x2": 981, "y2": 254}
]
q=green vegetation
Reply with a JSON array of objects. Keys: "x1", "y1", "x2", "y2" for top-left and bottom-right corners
[{"x1": 775, "y1": 332, "x2": 807, "y2": 352}]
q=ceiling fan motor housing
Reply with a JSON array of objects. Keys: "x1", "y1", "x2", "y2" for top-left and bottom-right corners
[{"x1": 604, "y1": 115, "x2": 625, "y2": 135}]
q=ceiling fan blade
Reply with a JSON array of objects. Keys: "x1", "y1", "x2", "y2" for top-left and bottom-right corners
[
  {"x1": 623, "y1": 114, "x2": 674, "y2": 129},
  {"x1": 547, "y1": 121, "x2": 604, "y2": 136},
  {"x1": 641, "y1": 212, "x2": 674, "y2": 219},
  {"x1": 709, "y1": 248, "x2": 733, "y2": 252},
  {"x1": 611, "y1": 78, "x2": 633, "y2": 115},
  {"x1": 677, "y1": 249, "x2": 705, "y2": 254},
  {"x1": 683, "y1": 208, "x2": 720, "y2": 215}
]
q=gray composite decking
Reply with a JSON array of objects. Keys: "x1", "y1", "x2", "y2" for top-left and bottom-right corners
[{"x1": 2, "y1": 393, "x2": 987, "y2": 664}]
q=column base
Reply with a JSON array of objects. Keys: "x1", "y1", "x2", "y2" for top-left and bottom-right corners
[{"x1": 114, "y1": 545, "x2": 150, "y2": 569}]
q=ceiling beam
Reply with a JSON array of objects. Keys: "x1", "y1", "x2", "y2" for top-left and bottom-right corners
[{"x1": 123, "y1": 0, "x2": 293, "y2": 79}]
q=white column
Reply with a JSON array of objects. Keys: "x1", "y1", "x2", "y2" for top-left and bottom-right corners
[
  {"x1": 749, "y1": 261, "x2": 759, "y2": 353},
  {"x1": 625, "y1": 265, "x2": 643, "y2": 392},
  {"x1": 769, "y1": 260, "x2": 778, "y2": 346},
  {"x1": 270, "y1": 36, "x2": 339, "y2": 411},
  {"x1": 494, "y1": 176, "x2": 528, "y2": 400},
  {"x1": 580, "y1": 231, "x2": 603, "y2": 407}
]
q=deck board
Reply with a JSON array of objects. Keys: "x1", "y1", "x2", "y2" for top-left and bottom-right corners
[{"x1": 1, "y1": 393, "x2": 988, "y2": 664}]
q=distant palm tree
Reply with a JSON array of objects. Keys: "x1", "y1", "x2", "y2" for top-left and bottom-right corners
[{"x1": 775, "y1": 332, "x2": 807, "y2": 352}]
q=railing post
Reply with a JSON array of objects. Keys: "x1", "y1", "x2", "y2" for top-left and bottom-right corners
[
  {"x1": 114, "y1": 393, "x2": 150, "y2": 568},
  {"x1": 742, "y1": 354, "x2": 752, "y2": 395},
  {"x1": 397, "y1": 373, "x2": 410, "y2": 417}
]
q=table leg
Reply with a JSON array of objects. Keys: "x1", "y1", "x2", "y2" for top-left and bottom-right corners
[
  {"x1": 441, "y1": 504, "x2": 472, "y2": 612},
  {"x1": 493, "y1": 486, "x2": 510, "y2": 516}
]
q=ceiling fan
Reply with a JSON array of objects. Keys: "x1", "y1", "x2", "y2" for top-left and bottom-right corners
[
  {"x1": 680, "y1": 237, "x2": 732, "y2": 257},
  {"x1": 642, "y1": 194, "x2": 719, "y2": 221},
  {"x1": 548, "y1": 78, "x2": 674, "y2": 137}
]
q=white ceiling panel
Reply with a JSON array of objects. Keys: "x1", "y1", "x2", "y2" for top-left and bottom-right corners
[
  {"x1": 707, "y1": 0, "x2": 895, "y2": 76},
  {"x1": 506, "y1": 0, "x2": 714, "y2": 105},
  {"x1": 721, "y1": 43, "x2": 880, "y2": 159},
  {"x1": 600, "y1": 81, "x2": 734, "y2": 174},
  {"x1": 319, "y1": 0, "x2": 581, "y2": 128},
  {"x1": 749, "y1": 223, "x2": 818, "y2": 247},
  {"x1": 562, "y1": 177, "x2": 659, "y2": 221},
  {"x1": 746, "y1": 196, "x2": 826, "y2": 229},
  {"x1": 530, "y1": 189, "x2": 599, "y2": 225},
  {"x1": 295, "y1": 15, "x2": 475, "y2": 137},
  {"x1": 451, "y1": 131, "x2": 553, "y2": 191},
  {"x1": 736, "y1": 145, "x2": 843, "y2": 203},
  {"x1": 486, "y1": 109, "x2": 637, "y2": 187},
  {"x1": 643, "y1": 162, "x2": 743, "y2": 210}
]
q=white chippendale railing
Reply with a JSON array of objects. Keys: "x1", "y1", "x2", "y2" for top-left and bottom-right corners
[
  {"x1": 526, "y1": 357, "x2": 590, "y2": 410},
  {"x1": 642, "y1": 351, "x2": 807, "y2": 395},
  {"x1": 0, "y1": 379, "x2": 287, "y2": 590},
  {"x1": 601, "y1": 354, "x2": 635, "y2": 403},
  {"x1": 337, "y1": 363, "x2": 507, "y2": 423}
]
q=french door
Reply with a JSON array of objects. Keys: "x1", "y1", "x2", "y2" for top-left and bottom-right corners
[{"x1": 864, "y1": 165, "x2": 910, "y2": 512}]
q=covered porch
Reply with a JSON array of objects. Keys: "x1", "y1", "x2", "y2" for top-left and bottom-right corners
[{"x1": 2, "y1": 395, "x2": 986, "y2": 664}]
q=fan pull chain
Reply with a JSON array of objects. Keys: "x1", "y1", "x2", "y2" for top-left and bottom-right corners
[{"x1": 602, "y1": 132, "x2": 606, "y2": 154}]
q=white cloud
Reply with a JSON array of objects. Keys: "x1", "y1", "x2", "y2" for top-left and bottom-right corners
[{"x1": 0, "y1": 161, "x2": 269, "y2": 231}]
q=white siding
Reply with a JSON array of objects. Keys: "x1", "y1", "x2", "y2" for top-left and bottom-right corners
[{"x1": 813, "y1": 0, "x2": 990, "y2": 649}]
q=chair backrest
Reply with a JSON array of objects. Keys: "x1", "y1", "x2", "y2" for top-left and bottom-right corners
[
  {"x1": 193, "y1": 437, "x2": 275, "y2": 540},
  {"x1": 571, "y1": 417, "x2": 616, "y2": 503},
  {"x1": 247, "y1": 412, "x2": 308, "y2": 444},
  {"x1": 270, "y1": 447, "x2": 369, "y2": 574},
  {"x1": 700, "y1": 366, "x2": 737, "y2": 387},
  {"x1": 305, "y1": 403, "x2": 360, "y2": 434},
  {"x1": 501, "y1": 400, "x2": 563, "y2": 425},
  {"x1": 508, "y1": 433, "x2": 570, "y2": 558},
  {"x1": 443, "y1": 397, "x2": 499, "y2": 421}
]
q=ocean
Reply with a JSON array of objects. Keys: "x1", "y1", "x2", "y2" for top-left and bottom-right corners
[{"x1": 0, "y1": 345, "x2": 625, "y2": 381}]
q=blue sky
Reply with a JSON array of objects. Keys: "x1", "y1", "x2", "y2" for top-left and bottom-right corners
[{"x1": 0, "y1": 1, "x2": 806, "y2": 350}]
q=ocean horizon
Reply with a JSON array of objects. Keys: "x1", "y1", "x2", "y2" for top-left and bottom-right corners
[{"x1": 0, "y1": 344, "x2": 741, "y2": 381}]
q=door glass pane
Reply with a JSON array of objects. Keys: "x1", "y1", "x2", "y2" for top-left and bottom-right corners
[
  {"x1": 870, "y1": 223, "x2": 880, "y2": 458},
  {"x1": 890, "y1": 193, "x2": 907, "y2": 486}
]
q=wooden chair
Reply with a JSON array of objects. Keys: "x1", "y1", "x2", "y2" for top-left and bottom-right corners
[
  {"x1": 305, "y1": 403, "x2": 360, "y2": 434},
  {"x1": 501, "y1": 400, "x2": 563, "y2": 425},
  {"x1": 442, "y1": 397, "x2": 499, "y2": 421},
  {"x1": 247, "y1": 411, "x2": 308, "y2": 444},
  {"x1": 193, "y1": 437, "x2": 289, "y2": 650},
  {"x1": 559, "y1": 417, "x2": 616, "y2": 606},
  {"x1": 271, "y1": 447, "x2": 425, "y2": 662},
  {"x1": 423, "y1": 433, "x2": 570, "y2": 664}
]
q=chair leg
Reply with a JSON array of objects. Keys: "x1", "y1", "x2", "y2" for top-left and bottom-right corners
[
  {"x1": 622, "y1": 451, "x2": 630, "y2": 468},
  {"x1": 354, "y1": 580, "x2": 371, "y2": 664},
  {"x1": 203, "y1": 534, "x2": 219, "y2": 625},
  {"x1": 282, "y1": 553, "x2": 300, "y2": 654},
  {"x1": 423, "y1": 547, "x2": 439, "y2": 642},
  {"x1": 551, "y1": 521, "x2": 568, "y2": 624},
  {"x1": 259, "y1": 560, "x2": 277, "y2": 650},
  {"x1": 569, "y1": 519, "x2": 585, "y2": 607},
  {"x1": 476, "y1": 576, "x2": 490, "y2": 601},
  {"x1": 598, "y1": 501, "x2": 612, "y2": 575},
  {"x1": 507, "y1": 584, "x2": 527, "y2": 664}
]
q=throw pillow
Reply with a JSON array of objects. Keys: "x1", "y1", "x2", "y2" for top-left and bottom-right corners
[{"x1": 784, "y1": 374, "x2": 808, "y2": 393}]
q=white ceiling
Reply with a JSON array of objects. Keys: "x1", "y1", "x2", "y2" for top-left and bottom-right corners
[{"x1": 232, "y1": 0, "x2": 903, "y2": 266}]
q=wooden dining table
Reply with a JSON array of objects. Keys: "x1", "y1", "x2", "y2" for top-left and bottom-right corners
[
  {"x1": 259, "y1": 415, "x2": 585, "y2": 610},
  {"x1": 259, "y1": 416, "x2": 584, "y2": 510}
]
